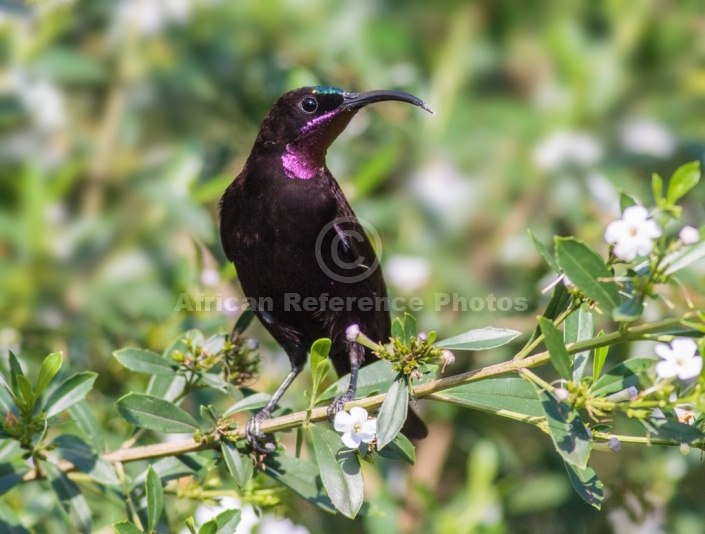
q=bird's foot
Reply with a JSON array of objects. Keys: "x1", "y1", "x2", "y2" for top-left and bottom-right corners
[
  {"x1": 246, "y1": 410, "x2": 277, "y2": 454},
  {"x1": 327, "y1": 390, "x2": 355, "y2": 421}
]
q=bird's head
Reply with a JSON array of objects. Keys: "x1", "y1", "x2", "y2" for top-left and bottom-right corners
[{"x1": 253, "y1": 86, "x2": 433, "y2": 179}]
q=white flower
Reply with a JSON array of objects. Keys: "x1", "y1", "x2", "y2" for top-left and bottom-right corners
[
  {"x1": 620, "y1": 118, "x2": 675, "y2": 159},
  {"x1": 113, "y1": 0, "x2": 192, "y2": 38},
  {"x1": 333, "y1": 407, "x2": 377, "y2": 449},
  {"x1": 440, "y1": 349, "x2": 455, "y2": 372},
  {"x1": 258, "y1": 516, "x2": 310, "y2": 534},
  {"x1": 655, "y1": 338, "x2": 702, "y2": 380},
  {"x1": 200, "y1": 268, "x2": 220, "y2": 287},
  {"x1": 679, "y1": 225, "x2": 700, "y2": 245},
  {"x1": 384, "y1": 255, "x2": 432, "y2": 293},
  {"x1": 19, "y1": 78, "x2": 67, "y2": 132},
  {"x1": 532, "y1": 130, "x2": 603, "y2": 171},
  {"x1": 345, "y1": 324, "x2": 360, "y2": 342},
  {"x1": 604, "y1": 205, "x2": 662, "y2": 261}
]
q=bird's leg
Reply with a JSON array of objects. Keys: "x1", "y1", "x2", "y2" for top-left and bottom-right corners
[
  {"x1": 327, "y1": 343, "x2": 365, "y2": 419},
  {"x1": 246, "y1": 363, "x2": 303, "y2": 454}
]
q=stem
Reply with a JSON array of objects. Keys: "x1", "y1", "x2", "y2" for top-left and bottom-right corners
[{"x1": 20, "y1": 310, "x2": 701, "y2": 481}]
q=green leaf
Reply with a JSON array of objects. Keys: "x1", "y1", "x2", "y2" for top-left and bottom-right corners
[
  {"x1": 185, "y1": 516, "x2": 197, "y2": 534},
  {"x1": 539, "y1": 317, "x2": 572, "y2": 380},
  {"x1": 591, "y1": 337, "x2": 608, "y2": 383},
  {"x1": 261, "y1": 454, "x2": 335, "y2": 513},
  {"x1": 308, "y1": 425, "x2": 364, "y2": 519},
  {"x1": 34, "y1": 352, "x2": 62, "y2": 398},
  {"x1": 113, "y1": 348, "x2": 178, "y2": 375},
  {"x1": 0, "y1": 463, "x2": 29, "y2": 497},
  {"x1": 434, "y1": 377, "x2": 544, "y2": 417},
  {"x1": 199, "y1": 521, "x2": 217, "y2": 534},
  {"x1": 44, "y1": 372, "x2": 97, "y2": 418},
  {"x1": 538, "y1": 389, "x2": 591, "y2": 469},
  {"x1": 69, "y1": 401, "x2": 105, "y2": 453},
  {"x1": 221, "y1": 441, "x2": 254, "y2": 490},
  {"x1": 643, "y1": 417, "x2": 705, "y2": 443},
  {"x1": 310, "y1": 338, "x2": 331, "y2": 394},
  {"x1": 528, "y1": 230, "x2": 560, "y2": 272},
  {"x1": 233, "y1": 309, "x2": 255, "y2": 336},
  {"x1": 591, "y1": 358, "x2": 653, "y2": 397},
  {"x1": 544, "y1": 283, "x2": 572, "y2": 322},
  {"x1": 555, "y1": 238, "x2": 620, "y2": 313},
  {"x1": 53, "y1": 435, "x2": 119, "y2": 486},
  {"x1": 565, "y1": 462, "x2": 603, "y2": 510},
  {"x1": 436, "y1": 326, "x2": 521, "y2": 351},
  {"x1": 146, "y1": 465, "x2": 164, "y2": 532},
  {"x1": 130, "y1": 456, "x2": 205, "y2": 488},
  {"x1": 8, "y1": 352, "x2": 23, "y2": 399},
  {"x1": 223, "y1": 392, "x2": 272, "y2": 417},
  {"x1": 666, "y1": 161, "x2": 700, "y2": 205},
  {"x1": 319, "y1": 360, "x2": 394, "y2": 403},
  {"x1": 45, "y1": 462, "x2": 92, "y2": 534},
  {"x1": 619, "y1": 190, "x2": 637, "y2": 212},
  {"x1": 652, "y1": 173, "x2": 664, "y2": 208},
  {"x1": 564, "y1": 308, "x2": 592, "y2": 382},
  {"x1": 612, "y1": 293, "x2": 644, "y2": 322},
  {"x1": 34, "y1": 47, "x2": 106, "y2": 83},
  {"x1": 379, "y1": 433, "x2": 416, "y2": 465},
  {"x1": 115, "y1": 393, "x2": 200, "y2": 433},
  {"x1": 402, "y1": 313, "x2": 417, "y2": 344},
  {"x1": 391, "y1": 318, "x2": 404, "y2": 341},
  {"x1": 213, "y1": 508, "x2": 241, "y2": 533},
  {"x1": 113, "y1": 521, "x2": 144, "y2": 534},
  {"x1": 16, "y1": 375, "x2": 33, "y2": 406},
  {"x1": 376, "y1": 374, "x2": 409, "y2": 450},
  {"x1": 663, "y1": 237, "x2": 705, "y2": 276}
]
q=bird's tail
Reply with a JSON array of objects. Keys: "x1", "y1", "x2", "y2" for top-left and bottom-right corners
[{"x1": 401, "y1": 404, "x2": 428, "y2": 440}]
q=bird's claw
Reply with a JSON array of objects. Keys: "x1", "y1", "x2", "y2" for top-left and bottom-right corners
[
  {"x1": 327, "y1": 391, "x2": 355, "y2": 421},
  {"x1": 246, "y1": 411, "x2": 277, "y2": 454}
]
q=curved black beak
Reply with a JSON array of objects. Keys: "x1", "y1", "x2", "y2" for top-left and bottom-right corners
[{"x1": 342, "y1": 89, "x2": 434, "y2": 115}]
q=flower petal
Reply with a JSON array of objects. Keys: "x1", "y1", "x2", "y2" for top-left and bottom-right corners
[
  {"x1": 360, "y1": 418, "x2": 377, "y2": 436},
  {"x1": 643, "y1": 220, "x2": 662, "y2": 239},
  {"x1": 655, "y1": 360, "x2": 679, "y2": 379},
  {"x1": 613, "y1": 241, "x2": 638, "y2": 261},
  {"x1": 654, "y1": 343, "x2": 674, "y2": 361},
  {"x1": 677, "y1": 356, "x2": 702, "y2": 380},
  {"x1": 334, "y1": 410, "x2": 354, "y2": 432},
  {"x1": 622, "y1": 205, "x2": 648, "y2": 224},
  {"x1": 349, "y1": 406, "x2": 369, "y2": 425},
  {"x1": 671, "y1": 338, "x2": 698, "y2": 358},
  {"x1": 605, "y1": 220, "x2": 626, "y2": 244},
  {"x1": 341, "y1": 431, "x2": 361, "y2": 449}
]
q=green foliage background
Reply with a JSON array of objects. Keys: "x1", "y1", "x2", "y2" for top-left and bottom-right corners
[{"x1": 1, "y1": 0, "x2": 704, "y2": 532}]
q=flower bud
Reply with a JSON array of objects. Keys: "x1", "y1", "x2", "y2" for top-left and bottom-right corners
[
  {"x1": 679, "y1": 225, "x2": 700, "y2": 245},
  {"x1": 608, "y1": 437, "x2": 621, "y2": 452},
  {"x1": 417, "y1": 332, "x2": 428, "y2": 342},
  {"x1": 606, "y1": 386, "x2": 638, "y2": 403},
  {"x1": 246, "y1": 338, "x2": 259, "y2": 351},
  {"x1": 346, "y1": 324, "x2": 361, "y2": 342},
  {"x1": 554, "y1": 387, "x2": 570, "y2": 402}
]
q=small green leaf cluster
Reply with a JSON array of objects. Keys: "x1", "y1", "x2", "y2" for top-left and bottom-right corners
[
  {"x1": 373, "y1": 314, "x2": 445, "y2": 377},
  {"x1": 0, "y1": 351, "x2": 98, "y2": 532},
  {"x1": 172, "y1": 332, "x2": 261, "y2": 388}
]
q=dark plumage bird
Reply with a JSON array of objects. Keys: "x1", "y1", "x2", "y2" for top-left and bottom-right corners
[{"x1": 220, "y1": 86, "x2": 432, "y2": 452}]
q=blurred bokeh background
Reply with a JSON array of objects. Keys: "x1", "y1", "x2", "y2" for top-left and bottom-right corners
[{"x1": 1, "y1": 0, "x2": 705, "y2": 532}]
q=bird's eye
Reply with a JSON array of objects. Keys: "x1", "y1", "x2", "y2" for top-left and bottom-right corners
[{"x1": 300, "y1": 97, "x2": 318, "y2": 114}]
